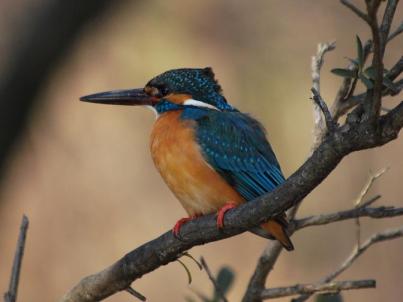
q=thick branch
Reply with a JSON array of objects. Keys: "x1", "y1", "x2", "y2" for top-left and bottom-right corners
[{"x1": 261, "y1": 279, "x2": 375, "y2": 300}]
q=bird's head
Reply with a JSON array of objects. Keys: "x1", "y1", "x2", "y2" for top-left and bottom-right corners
[{"x1": 80, "y1": 67, "x2": 233, "y2": 113}]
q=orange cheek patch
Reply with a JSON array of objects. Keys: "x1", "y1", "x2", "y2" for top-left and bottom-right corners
[{"x1": 164, "y1": 93, "x2": 192, "y2": 105}]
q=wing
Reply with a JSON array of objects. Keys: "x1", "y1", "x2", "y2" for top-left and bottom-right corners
[{"x1": 183, "y1": 108, "x2": 285, "y2": 201}]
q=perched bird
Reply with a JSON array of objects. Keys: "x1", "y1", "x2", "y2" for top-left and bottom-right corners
[{"x1": 80, "y1": 67, "x2": 294, "y2": 251}]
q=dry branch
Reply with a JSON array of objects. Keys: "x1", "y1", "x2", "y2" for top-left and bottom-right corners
[
  {"x1": 311, "y1": 88, "x2": 337, "y2": 133},
  {"x1": 340, "y1": 0, "x2": 370, "y2": 23},
  {"x1": 311, "y1": 41, "x2": 336, "y2": 147},
  {"x1": 291, "y1": 205, "x2": 403, "y2": 230},
  {"x1": 242, "y1": 202, "x2": 403, "y2": 302},
  {"x1": 261, "y1": 279, "x2": 375, "y2": 300},
  {"x1": 4, "y1": 215, "x2": 29, "y2": 302},
  {"x1": 292, "y1": 226, "x2": 403, "y2": 302}
]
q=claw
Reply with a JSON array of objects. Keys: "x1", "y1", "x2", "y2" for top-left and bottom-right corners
[
  {"x1": 216, "y1": 202, "x2": 237, "y2": 229},
  {"x1": 173, "y1": 215, "x2": 198, "y2": 238}
]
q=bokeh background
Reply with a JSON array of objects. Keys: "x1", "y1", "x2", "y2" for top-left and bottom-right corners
[{"x1": 0, "y1": 1, "x2": 402, "y2": 301}]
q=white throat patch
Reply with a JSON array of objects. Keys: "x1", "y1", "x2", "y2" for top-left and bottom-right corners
[
  {"x1": 146, "y1": 105, "x2": 159, "y2": 119},
  {"x1": 183, "y1": 99, "x2": 220, "y2": 111}
]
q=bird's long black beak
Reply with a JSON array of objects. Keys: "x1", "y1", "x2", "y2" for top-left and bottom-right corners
[{"x1": 80, "y1": 88, "x2": 157, "y2": 106}]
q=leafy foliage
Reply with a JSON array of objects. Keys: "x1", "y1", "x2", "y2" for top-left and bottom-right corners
[
  {"x1": 330, "y1": 35, "x2": 397, "y2": 92},
  {"x1": 186, "y1": 267, "x2": 235, "y2": 302}
]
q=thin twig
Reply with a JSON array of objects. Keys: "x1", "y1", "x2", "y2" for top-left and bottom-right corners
[
  {"x1": 311, "y1": 41, "x2": 336, "y2": 148},
  {"x1": 354, "y1": 167, "x2": 388, "y2": 247},
  {"x1": 182, "y1": 252, "x2": 203, "y2": 270},
  {"x1": 200, "y1": 257, "x2": 229, "y2": 302},
  {"x1": 387, "y1": 21, "x2": 403, "y2": 42},
  {"x1": 340, "y1": 0, "x2": 370, "y2": 23},
  {"x1": 4, "y1": 215, "x2": 29, "y2": 302},
  {"x1": 311, "y1": 88, "x2": 337, "y2": 132},
  {"x1": 126, "y1": 287, "x2": 146, "y2": 301},
  {"x1": 261, "y1": 279, "x2": 375, "y2": 299},
  {"x1": 380, "y1": 0, "x2": 399, "y2": 55},
  {"x1": 177, "y1": 259, "x2": 192, "y2": 284},
  {"x1": 291, "y1": 205, "x2": 403, "y2": 231},
  {"x1": 357, "y1": 194, "x2": 381, "y2": 208},
  {"x1": 387, "y1": 56, "x2": 403, "y2": 81},
  {"x1": 365, "y1": 0, "x2": 384, "y2": 119},
  {"x1": 292, "y1": 226, "x2": 403, "y2": 302},
  {"x1": 354, "y1": 168, "x2": 388, "y2": 206}
]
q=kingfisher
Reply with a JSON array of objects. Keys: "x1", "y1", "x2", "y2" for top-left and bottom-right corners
[{"x1": 80, "y1": 67, "x2": 294, "y2": 251}]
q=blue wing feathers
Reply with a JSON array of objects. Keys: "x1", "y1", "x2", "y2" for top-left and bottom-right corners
[{"x1": 182, "y1": 107, "x2": 285, "y2": 202}]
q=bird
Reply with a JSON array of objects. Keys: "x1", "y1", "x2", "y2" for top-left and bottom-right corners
[{"x1": 80, "y1": 67, "x2": 294, "y2": 251}]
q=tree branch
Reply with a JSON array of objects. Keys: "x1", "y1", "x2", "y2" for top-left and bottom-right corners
[
  {"x1": 261, "y1": 279, "x2": 375, "y2": 300},
  {"x1": 387, "y1": 21, "x2": 403, "y2": 42},
  {"x1": 292, "y1": 226, "x2": 403, "y2": 302},
  {"x1": 311, "y1": 88, "x2": 337, "y2": 133},
  {"x1": 340, "y1": 0, "x2": 370, "y2": 23},
  {"x1": 311, "y1": 41, "x2": 337, "y2": 148},
  {"x1": 379, "y1": 0, "x2": 399, "y2": 56},
  {"x1": 4, "y1": 215, "x2": 29, "y2": 302},
  {"x1": 291, "y1": 205, "x2": 403, "y2": 231},
  {"x1": 242, "y1": 242, "x2": 283, "y2": 302}
]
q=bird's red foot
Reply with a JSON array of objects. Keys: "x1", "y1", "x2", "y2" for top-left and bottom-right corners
[
  {"x1": 173, "y1": 215, "x2": 198, "y2": 238},
  {"x1": 216, "y1": 202, "x2": 237, "y2": 229}
]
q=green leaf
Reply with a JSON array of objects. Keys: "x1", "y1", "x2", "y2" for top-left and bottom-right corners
[
  {"x1": 345, "y1": 57, "x2": 360, "y2": 67},
  {"x1": 364, "y1": 66, "x2": 377, "y2": 79},
  {"x1": 212, "y1": 267, "x2": 235, "y2": 300},
  {"x1": 356, "y1": 35, "x2": 364, "y2": 68},
  {"x1": 315, "y1": 293, "x2": 343, "y2": 302},
  {"x1": 359, "y1": 73, "x2": 374, "y2": 89},
  {"x1": 331, "y1": 68, "x2": 356, "y2": 78}
]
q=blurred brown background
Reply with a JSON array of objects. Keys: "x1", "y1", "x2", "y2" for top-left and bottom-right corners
[{"x1": 0, "y1": 1, "x2": 402, "y2": 301}]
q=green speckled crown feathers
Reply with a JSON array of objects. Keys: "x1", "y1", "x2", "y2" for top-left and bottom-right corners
[{"x1": 147, "y1": 67, "x2": 233, "y2": 110}]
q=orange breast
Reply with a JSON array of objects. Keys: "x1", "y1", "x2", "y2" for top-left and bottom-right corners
[{"x1": 150, "y1": 111, "x2": 244, "y2": 216}]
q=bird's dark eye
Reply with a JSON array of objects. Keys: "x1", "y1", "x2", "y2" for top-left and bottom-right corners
[
  {"x1": 158, "y1": 85, "x2": 170, "y2": 97},
  {"x1": 144, "y1": 85, "x2": 169, "y2": 97}
]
